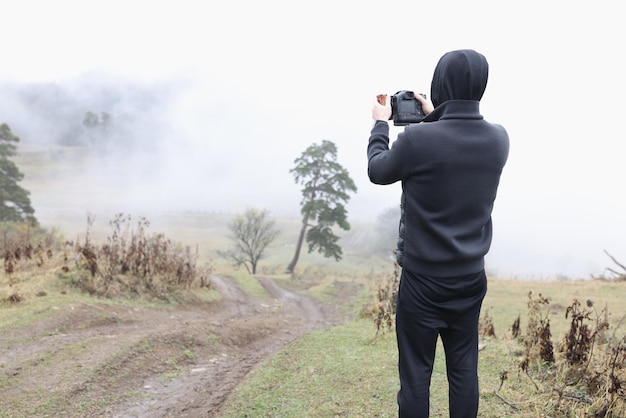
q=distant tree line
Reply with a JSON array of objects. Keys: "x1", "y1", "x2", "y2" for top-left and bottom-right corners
[{"x1": 3, "y1": 80, "x2": 172, "y2": 150}]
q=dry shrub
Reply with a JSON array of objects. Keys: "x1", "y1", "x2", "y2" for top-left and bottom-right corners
[
  {"x1": 1, "y1": 221, "x2": 60, "y2": 296},
  {"x1": 511, "y1": 314, "x2": 521, "y2": 339},
  {"x1": 2, "y1": 222, "x2": 58, "y2": 276},
  {"x1": 364, "y1": 259, "x2": 400, "y2": 342},
  {"x1": 366, "y1": 262, "x2": 497, "y2": 342},
  {"x1": 68, "y1": 213, "x2": 213, "y2": 300},
  {"x1": 560, "y1": 299, "x2": 606, "y2": 366},
  {"x1": 521, "y1": 291, "x2": 555, "y2": 367},
  {"x1": 505, "y1": 291, "x2": 626, "y2": 417},
  {"x1": 6, "y1": 292, "x2": 22, "y2": 303},
  {"x1": 479, "y1": 309, "x2": 497, "y2": 338}
]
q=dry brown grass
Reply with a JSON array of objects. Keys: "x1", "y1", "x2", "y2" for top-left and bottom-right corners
[
  {"x1": 2, "y1": 214, "x2": 213, "y2": 303},
  {"x1": 366, "y1": 270, "x2": 626, "y2": 417}
]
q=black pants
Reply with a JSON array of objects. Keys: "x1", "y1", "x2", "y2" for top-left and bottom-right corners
[{"x1": 395, "y1": 269, "x2": 487, "y2": 418}]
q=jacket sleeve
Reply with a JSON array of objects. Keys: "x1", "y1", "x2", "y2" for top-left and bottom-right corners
[{"x1": 367, "y1": 120, "x2": 410, "y2": 185}]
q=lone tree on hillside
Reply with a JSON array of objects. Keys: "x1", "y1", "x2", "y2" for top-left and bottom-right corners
[
  {"x1": 0, "y1": 124, "x2": 37, "y2": 225},
  {"x1": 220, "y1": 208, "x2": 280, "y2": 275},
  {"x1": 286, "y1": 140, "x2": 357, "y2": 273}
]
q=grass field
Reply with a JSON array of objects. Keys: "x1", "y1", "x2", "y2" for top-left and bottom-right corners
[
  {"x1": 5, "y1": 143, "x2": 626, "y2": 416},
  {"x1": 217, "y1": 276, "x2": 626, "y2": 417}
]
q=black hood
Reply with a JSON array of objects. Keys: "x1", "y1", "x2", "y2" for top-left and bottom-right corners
[{"x1": 430, "y1": 49, "x2": 489, "y2": 108}]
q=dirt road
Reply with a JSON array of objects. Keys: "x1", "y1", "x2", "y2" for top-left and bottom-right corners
[{"x1": 0, "y1": 275, "x2": 342, "y2": 417}]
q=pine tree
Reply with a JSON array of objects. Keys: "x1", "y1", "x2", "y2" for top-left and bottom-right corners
[
  {"x1": 0, "y1": 124, "x2": 37, "y2": 225},
  {"x1": 286, "y1": 140, "x2": 357, "y2": 273}
]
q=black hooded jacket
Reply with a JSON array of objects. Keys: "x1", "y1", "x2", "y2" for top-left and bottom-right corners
[{"x1": 368, "y1": 49, "x2": 509, "y2": 276}]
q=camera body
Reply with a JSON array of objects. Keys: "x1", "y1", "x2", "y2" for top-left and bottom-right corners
[{"x1": 390, "y1": 90, "x2": 426, "y2": 126}]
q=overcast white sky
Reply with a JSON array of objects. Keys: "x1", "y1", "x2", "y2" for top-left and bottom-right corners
[{"x1": 1, "y1": 0, "x2": 625, "y2": 279}]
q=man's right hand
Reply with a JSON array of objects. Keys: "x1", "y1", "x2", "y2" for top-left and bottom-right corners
[{"x1": 372, "y1": 95, "x2": 392, "y2": 121}]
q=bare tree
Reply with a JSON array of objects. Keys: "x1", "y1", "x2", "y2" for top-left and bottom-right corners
[
  {"x1": 598, "y1": 250, "x2": 626, "y2": 280},
  {"x1": 220, "y1": 208, "x2": 279, "y2": 275}
]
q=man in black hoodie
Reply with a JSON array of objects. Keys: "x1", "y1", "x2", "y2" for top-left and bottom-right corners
[{"x1": 368, "y1": 49, "x2": 509, "y2": 417}]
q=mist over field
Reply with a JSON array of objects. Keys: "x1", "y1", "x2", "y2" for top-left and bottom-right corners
[
  {"x1": 2, "y1": 1, "x2": 625, "y2": 280},
  {"x1": 1, "y1": 77, "x2": 290, "y2": 213}
]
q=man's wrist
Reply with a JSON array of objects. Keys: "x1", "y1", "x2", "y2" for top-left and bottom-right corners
[{"x1": 371, "y1": 119, "x2": 390, "y2": 132}]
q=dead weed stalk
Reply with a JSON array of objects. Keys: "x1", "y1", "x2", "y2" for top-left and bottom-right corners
[{"x1": 365, "y1": 258, "x2": 400, "y2": 342}]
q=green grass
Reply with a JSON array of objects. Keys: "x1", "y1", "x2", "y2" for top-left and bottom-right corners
[
  {"x1": 7, "y1": 144, "x2": 626, "y2": 416},
  {"x1": 3, "y1": 209, "x2": 625, "y2": 417},
  {"x1": 0, "y1": 266, "x2": 215, "y2": 332},
  {"x1": 5, "y1": 221, "x2": 625, "y2": 416},
  {"x1": 220, "y1": 319, "x2": 400, "y2": 418},
  {"x1": 3, "y1": 227, "x2": 626, "y2": 416},
  {"x1": 219, "y1": 277, "x2": 626, "y2": 417},
  {"x1": 230, "y1": 271, "x2": 271, "y2": 298},
  {"x1": 218, "y1": 319, "x2": 537, "y2": 417}
]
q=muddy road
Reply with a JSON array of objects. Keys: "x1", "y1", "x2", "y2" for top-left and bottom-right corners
[{"x1": 0, "y1": 275, "x2": 345, "y2": 417}]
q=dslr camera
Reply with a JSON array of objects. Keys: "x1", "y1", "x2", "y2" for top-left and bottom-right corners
[{"x1": 390, "y1": 90, "x2": 426, "y2": 126}]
